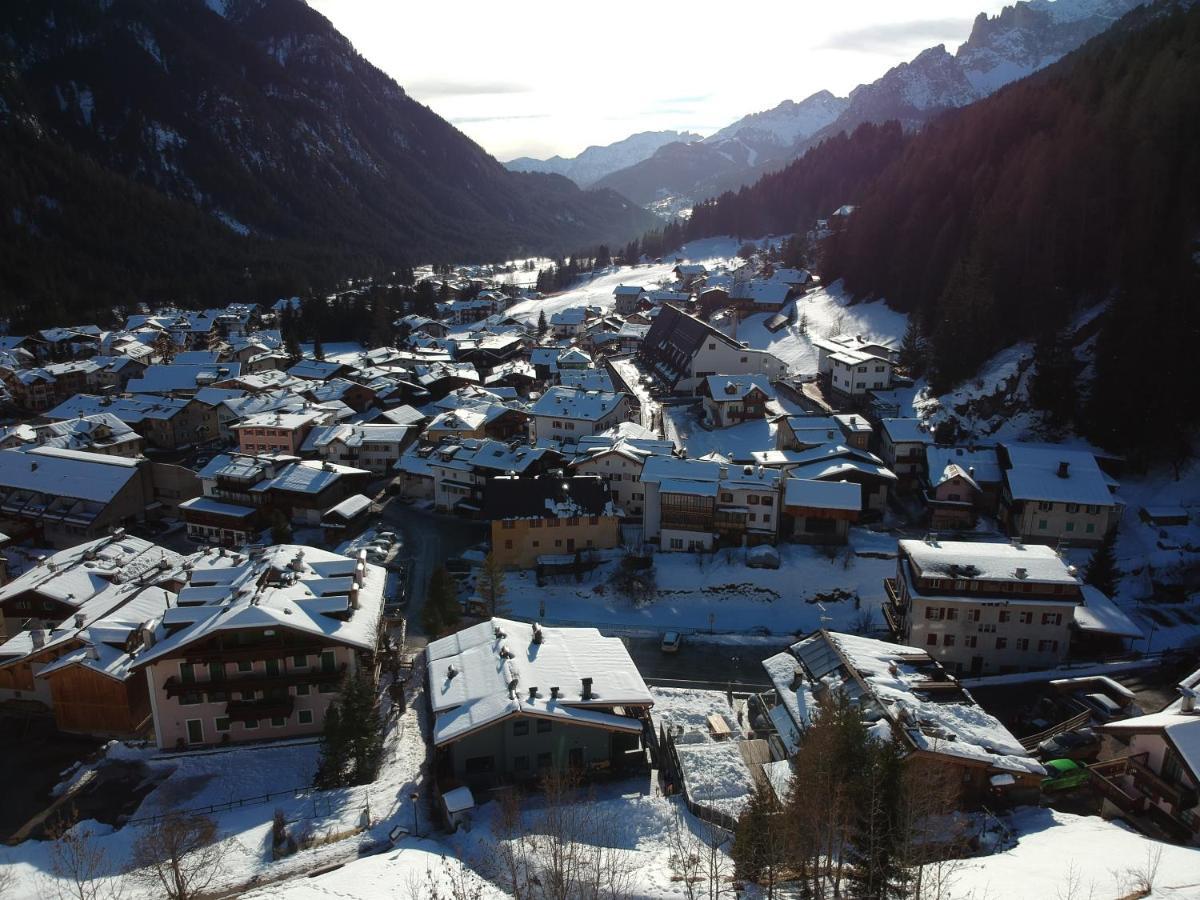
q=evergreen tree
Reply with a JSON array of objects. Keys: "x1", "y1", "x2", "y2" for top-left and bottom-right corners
[
  {"x1": 845, "y1": 736, "x2": 906, "y2": 899},
  {"x1": 314, "y1": 705, "x2": 349, "y2": 789},
  {"x1": 732, "y1": 782, "x2": 786, "y2": 892},
  {"x1": 312, "y1": 333, "x2": 324, "y2": 360},
  {"x1": 537, "y1": 310, "x2": 548, "y2": 338},
  {"x1": 315, "y1": 671, "x2": 382, "y2": 788},
  {"x1": 1029, "y1": 326, "x2": 1075, "y2": 427},
  {"x1": 476, "y1": 552, "x2": 508, "y2": 616},
  {"x1": 1085, "y1": 529, "x2": 1120, "y2": 596},
  {"x1": 897, "y1": 319, "x2": 927, "y2": 378},
  {"x1": 420, "y1": 566, "x2": 460, "y2": 636}
]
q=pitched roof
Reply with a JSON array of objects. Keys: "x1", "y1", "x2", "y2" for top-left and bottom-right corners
[{"x1": 480, "y1": 475, "x2": 614, "y2": 520}]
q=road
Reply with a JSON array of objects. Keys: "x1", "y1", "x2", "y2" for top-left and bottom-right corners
[{"x1": 375, "y1": 500, "x2": 487, "y2": 640}]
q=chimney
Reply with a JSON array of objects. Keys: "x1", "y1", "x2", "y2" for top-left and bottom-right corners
[
  {"x1": 31, "y1": 628, "x2": 45, "y2": 649},
  {"x1": 581, "y1": 677, "x2": 593, "y2": 701},
  {"x1": 968, "y1": 466, "x2": 975, "y2": 478},
  {"x1": 1015, "y1": 567, "x2": 1028, "y2": 580},
  {"x1": 1057, "y1": 461, "x2": 1070, "y2": 479},
  {"x1": 1181, "y1": 688, "x2": 1196, "y2": 714},
  {"x1": 532, "y1": 623, "x2": 544, "y2": 645},
  {"x1": 528, "y1": 686, "x2": 538, "y2": 701},
  {"x1": 74, "y1": 613, "x2": 85, "y2": 629},
  {"x1": 550, "y1": 686, "x2": 560, "y2": 700}
]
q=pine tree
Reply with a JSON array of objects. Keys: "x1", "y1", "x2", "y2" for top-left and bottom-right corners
[
  {"x1": 1029, "y1": 326, "x2": 1075, "y2": 427},
  {"x1": 1085, "y1": 529, "x2": 1120, "y2": 596},
  {"x1": 537, "y1": 310, "x2": 548, "y2": 338},
  {"x1": 314, "y1": 704, "x2": 349, "y2": 788},
  {"x1": 477, "y1": 553, "x2": 508, "y2": 616},
  {"x1": 315, "y1": 671, "x2": 382, "y2": 787},
  {"x1": 897, "y1": 319, "x2": 927, "y2": 378},
  {"x1": 421, "y1": 566, "x2": 460, "y2": 637},
  {"x1": 732, "y1": 782, "x2": 786, "y2": 892},
  {"x1": 312, "y1": 333, "x2": 324, "y2": 360},
  {"x1": 845, "y1": 735, "x2": 906, "y2": 899}
]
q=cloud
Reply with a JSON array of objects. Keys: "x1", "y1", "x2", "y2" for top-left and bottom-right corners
[
  {"x1": 817, "y1": 17, "x2": 975, "y2": 54},
  {"x1": 406, "y1": 79, "x2": 532, "y2": 98},
  {"x1": 450, "y1": 113, "x2": 551, "y2": 125}
]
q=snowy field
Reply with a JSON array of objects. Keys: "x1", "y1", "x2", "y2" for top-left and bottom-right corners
[
  {"x1": 505, "y1": 531, "x2": 894, "y2": 637},
  {"x1": 0, "y1": 677, "x2": 428, "y2": 899},
  {"x1": 504, "y1": 236, "x2": 746, "y2": 325},
  {"x1": 712, "y1": 279, "x2": 908, "y2": 375}
]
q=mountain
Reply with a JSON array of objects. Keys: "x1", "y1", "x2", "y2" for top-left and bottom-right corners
[
  {"x1": 593, "y1": 92, "x2": 846, "y2": 206},
  {"x1": 597, "y1": 0, "x2": 1141, "y2": 209},
  {"x1": 0, "y1": 0, "x2": 656, "y2": 326},
  {"x1": 504, "y1": 130, "x2": 701, "y2": 187},
  {"x1": 820, "y1": 1, "x2": 1200, "y2": 451}
]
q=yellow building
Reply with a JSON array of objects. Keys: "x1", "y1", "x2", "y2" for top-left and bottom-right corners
[{"x1": 482, "y1": 475, "x2": 621, "y2": 569}]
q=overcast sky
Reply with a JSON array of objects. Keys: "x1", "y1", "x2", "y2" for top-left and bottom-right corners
[{"x1": 307, "y1": 0, "x2": 1012, "y2": 162}]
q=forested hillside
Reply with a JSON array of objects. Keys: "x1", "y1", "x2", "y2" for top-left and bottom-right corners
[
  {"x1": 0, "y1": 0, "x2": 654, "y2": 327},
  {"x1": 825, "y1": 2, "x2": 1200, "y2": 452}
]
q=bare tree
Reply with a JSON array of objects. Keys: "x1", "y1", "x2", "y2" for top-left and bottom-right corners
[
  {"x1": 665, "y1": 803, "x2": 732, "y2": 900},
  {"x1": 129, "y1": 813, "x2": 226, "y2": 900},
  {"x1": 476, "y1": 552, "x2": 509, "y2": 616},
  {"x1": 667, "y1": 804, "x2": 704, "y2": 900},
  {"x1": 44, "y1": 810, "x2": 124, "y2": 900}
]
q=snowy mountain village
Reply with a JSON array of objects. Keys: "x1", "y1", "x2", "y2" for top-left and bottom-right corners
[{"x1": 0, "y1": 233, "x2": 1197, "y2": 899}]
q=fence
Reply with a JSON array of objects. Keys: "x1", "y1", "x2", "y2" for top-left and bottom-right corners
[{"x1": 123, "y1": 785, "x2": 315, "y2": 827}]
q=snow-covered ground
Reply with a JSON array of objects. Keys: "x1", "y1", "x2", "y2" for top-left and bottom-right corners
[
  {"x1": 712, "y1": 279, "x2": 908, "y2": 376},
  {"x1": 504, "y1": 236, "x2": 745, "y2": 325},
  {"x1": 952, "y1": 807, "x2": 1200, "y2": 900},
  {"x1": 506, "y1": 530, "x2": 894, "y2": 637},
  {"x1": 0, "y1": 675, "x2": 428, "y2": 899}
]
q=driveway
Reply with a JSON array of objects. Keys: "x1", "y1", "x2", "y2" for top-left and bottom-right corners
[{"x1": 375, "y1": 500, "x2": 487, "y2": 639}]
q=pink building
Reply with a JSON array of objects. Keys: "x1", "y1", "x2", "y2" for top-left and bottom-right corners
[
  {"x1": 131, "y1": 544, "x2": 384, "y2": 749},
  {"x1": 233, "y1": 409, "x2": 325, "y2": 456}
]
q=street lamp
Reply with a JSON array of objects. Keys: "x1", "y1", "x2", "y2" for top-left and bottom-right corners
[{"x1": 409, "y1": 791, "x2": 420, "y2": 838}]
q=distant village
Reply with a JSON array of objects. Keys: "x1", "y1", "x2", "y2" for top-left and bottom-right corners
[{"x1": 0, "y1": 235, "x2": 1196, "y2": 896}]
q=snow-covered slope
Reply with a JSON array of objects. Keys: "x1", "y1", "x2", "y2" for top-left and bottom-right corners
[
  {"x1": 702, "y1": 91, "x2": 848, "y2": 150},
  {"x1": 505, "y1": 130, "x2": 701, "y2": 187}
]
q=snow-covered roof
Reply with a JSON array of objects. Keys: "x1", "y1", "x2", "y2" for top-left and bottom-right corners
[
  {"x1": 530, "y1": 387, "x2": 626, "y2": 422},
  {"x1": 427, "y1": 617, "x2": 651, "y2": 745},
  {"x1": 771, "y1": 631, "x2": 1042, "y2": 776},
  {"x1": 1073, "y1": 585, "x2": 1143, "y2": 638},
  {"x1": 640, "y1": 456, "x2": 722, "y2": 484},
  {"x1": 900, "y1": 538, "x2": 1080, "y2": 586},
  {"x1": 784, "y1": 478, "x2": 861, "y2": 511},
  {"x1": 178, "y1": 496, "x2": 257, "y2": 518},
  {"x1": 926, "y1": 446, "x2": 1002, "y2": 485},
  {"x1": 254, "y1": 460, "x2": 369, "y2": 495},
  {"x1": 704, "y1": 374, "x2": 775, "y2": 402},
  {"x1": 126, "y1": 363, "x2": 241, "y2": 394},
  {"x1": 132, "y1": 545, "x2": 384, "y2": 669},
  {"x1": 882, "y1": 418, "x2": 932, "y2": 445},
  {"x1": 323, "y1": 493, "x2": 372, "y2": 521},
  {"x1": 0, "y1": 446, "x2": 142, "y2": 503},
  {"x1": 287, "y1": 358, "x2": 345, "y2": 380},
  {"x1": 1002, "y1": 443, "x2": 1117, "y2": 507}
]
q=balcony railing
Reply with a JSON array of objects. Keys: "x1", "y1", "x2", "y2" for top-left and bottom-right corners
[
  {"x1": 164, "y1": 664, "x2": 346, "y2": 698},
  {"x1": 225, "y1": 695, "x2": 295, "y2": 722}
]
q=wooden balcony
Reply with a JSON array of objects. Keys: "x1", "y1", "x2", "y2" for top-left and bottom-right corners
[
  {"x1": 182, "y1": 640, "x2": 332, "y2": 664},
  {"x1": 225, "y1": 695, "x2": 295, "y2": 722},
  {"x1": 163, "y1": 664, "x2": 346, "y2": 698},
  {"x1": 882, "y1": 578, "x2": 907, "y2": 634}
]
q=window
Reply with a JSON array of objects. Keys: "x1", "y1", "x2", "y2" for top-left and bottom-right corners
[
  {"x1": 924, "y1": 606, "x2": 938, "y2": 619},
  {"x1": 298, "y1": 709, "x2": 313, "y2": 725},
  {"x1": 763, "y1": 514, "x2": 771, "y2": 523},
  {"x1": 186, "y1": 719, "x2": 204, "y2": 744},
  {"x1": 536, "y1": 719, "x2": 552, "y2": 734},
  {"x1": 180, "y1": 691, "x2": 203, "y2": 706},
  {"x1": 1019, "y1": 611, "x2": 1033, "y2": 624},
  {"x1": 749, "y1": 496, "x2": 759, "y2": 505},
  {"x1": 320, "y1": 650, "x2": 337, "y2": 674},
  {"x1": 943, "y1": 634, "x2": 956, "y2": 647},
  {"x1": 720, "y1": 492, "x2": 733, "y2": 503},
  {"x1": 513, "y1": 721, "x2": 530, "y2": 736},
  {"x1": 670, "y1": 538, "x2": 683, "y2": 550},
  {"x1": 996, "y1": 637, "x2": 1008, "y2": 649},
  {"x1": 1086, "y1": 504, "x2": 1100, "y2": 514},
  {"x1": 238, "y1": 660, "x2": 253, "y2": 673},
  {"x1": 504, "y1": 540, "x2": 513, "y2": 549},
  {"x1": 1038, "y1": 519, "x2": 1048, "y2": 530},
  {"x1": 1065, "y1": 503, "x2": 1080, "y2": 513},
  {"x1": 1038, "y1": 639, "x2": 1059, "y2": 652},
  {"x1": 1017, "y1": 638, "x2": 1029, "y2": 651},
  {"x1": 293, "y1": 654, "x2": 307, "y2": 668},
  {"x1": 271, "y1": 716, "x2": 286, "y2": 727},
  {"x1": 208, "y1": 662, "x2": 223, "y2": 682},
  {"x1": 945, "y1": 608, "x2": 958, "y2": 621},
  {"x1": 708, "y1": 343, "x2": 716, "y2": 350},
  {"x1": 215, "y1": 717, "x2": 231, "y2": 733},
  {"x1": 998, "y1": 611, "x2": 1011, "y2": 623},
  {"x1": 502, "y1": 520, "x2": 515, "y2": 530},
  {"x1": 1041, "y1": 613, "x2": 1063, "y2": 626},
  {"x1": 296, "y1": 683, "x2": 310, "y2": 696},
  {"x1": 1065, "y1": 522, "x2": 1075, "y2": 532},
  {"x1": 537, "y1": 752, "x2": 552, "y2": 769},
  {"x1": 1038, "y1": 501, "x2": 1054, "y2": 512},
  {"x1": 514, "y1": 755, "x2": 530, "y2": 771},
  {"x1": 967, "y1": 609, "x2": 981, "y2": 623},
  {"x1": 964, "y1": 636, "x2": 977, "y2": 648},
  {"x1": 1086, "y1": 523, "x2": 1095, "y2": 534},
  {"x1": 926, "y1": 634, "x2": 938, "y2": 646},
  {"x1": 180, "y1": 663, "x2": 196, "y2": 684},
  {"x1": 319, "y1": 682, "x2": 337, "y2": 694},
  {"x1": 266, "y1": 659, "x2": 281, "y2": 677}
]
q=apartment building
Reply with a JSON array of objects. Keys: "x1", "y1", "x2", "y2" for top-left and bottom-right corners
[{"x1": 884, "y1": 537, "x2": 1082, "y2": 676}]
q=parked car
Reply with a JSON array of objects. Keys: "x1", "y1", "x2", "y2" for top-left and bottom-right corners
[
  {"x1": 1041, "y1": 758, "x2": 1090, "y2": 793},
  {"x1": 445, "y1": 558, "x2": 472, "y2": 576},
  {"x1": 1077, "y1": 692, "x2": 1125, "y2": 723},
  {"x1": 661, "y1": 631, "x2": 682, "y2": 653},
  {"x1": 376, "y1": 531, "x2": 399, "y2": 545},
  {"x1": 1037, "y1": 728, "x2": 1101, "y2": 762}
]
